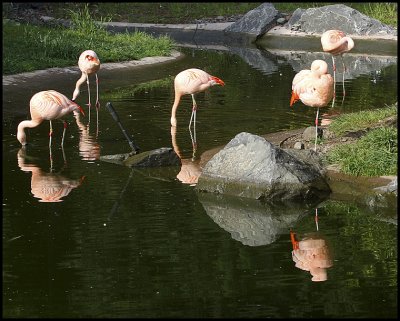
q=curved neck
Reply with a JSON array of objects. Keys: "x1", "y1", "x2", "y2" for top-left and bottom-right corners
[
  {"x1": 17, "y1": 119, "x2": 41, "y2": 145},
  {"x1": 171, "y1": 91, "x2": 182, "y2": 125},
  {"x1": 72, "y1": 73, "x2": 88, "y2": 100}
]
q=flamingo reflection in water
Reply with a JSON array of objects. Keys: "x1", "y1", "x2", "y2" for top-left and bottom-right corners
[
  {"x1": 74, "y1": 112, "x2": 101, "y2": 161},
  {"x1": 290, "y1": 209, "x2": 333, "y2": 282},
  {"x1": 171, "y1": 125, "x2": 201, "y2": 186},
  {"x1": 17, "y1": 148, "x2": 85, "y2": 203}
]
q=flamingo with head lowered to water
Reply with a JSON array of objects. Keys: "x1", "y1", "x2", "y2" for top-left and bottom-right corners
[{"x1": 170, "y1": 68, "x2": 225, "y2": 130}]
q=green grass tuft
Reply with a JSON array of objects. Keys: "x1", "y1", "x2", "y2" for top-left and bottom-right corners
[
  {"x1": 2, "y1": 6, "x2": 175, "y2": 75},
  {"x1": 328, "y1": 105, "x2": 398, "y2": 137},
  {"x1": 325, "y1": 127, "x2": 398, "y2": 176}
]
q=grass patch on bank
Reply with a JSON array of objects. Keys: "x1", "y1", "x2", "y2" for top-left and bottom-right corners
[
  {"x1": 324, "y1": 105, "x2": 398, "y2": 176},
  {"x1": 328, "y1": 105, "x2": 398, "y2": 136},
  {"x1": 2, "y1": 4, "x2": 175, "y2": 75},
  {"x1": 325, "y1": 127, "x2": 397, "y2": 176}
]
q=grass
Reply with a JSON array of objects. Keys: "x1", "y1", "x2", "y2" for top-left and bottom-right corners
[
  {"x1": 2, "y1": 4, "x2": 175, "y2": 75},
  {"x1": 324, "y1": 105, "x2": 398, "y2": 176},
  {"x1": 328, "y1": 105, "x2": 398, "y2": 136}
]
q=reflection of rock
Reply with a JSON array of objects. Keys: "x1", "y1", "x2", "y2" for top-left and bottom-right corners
[
  {"x1": 287, "y1": 4, "x2": 397, "y2": 37},
  {"x1": 268, "y1": 50, "x2": 397, "y2": 80},
  {"x1": 198, "y1": 192, "x2": 313, "y2": 246},
  {"x1": 196, "y1": 132, "x2": 331, "y2": 201},
  {"x1": 229, "y1": 47, "x2": 278, "y2": 75}
]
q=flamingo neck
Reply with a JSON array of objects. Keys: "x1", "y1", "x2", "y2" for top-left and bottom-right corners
[
  {"x1": 171, "y1": 92, "x2": 182, "y2": 126},
  {"x1": 17, "y1": 119, "x2": 41, "y2": 145},
  {"x1": 72, "y1": 73, "x2": 88, "y2": 101}
]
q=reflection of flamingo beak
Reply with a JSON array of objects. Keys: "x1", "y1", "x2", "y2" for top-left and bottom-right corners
[
  {"x1": 290, "y1": 91, "x2": 299, "y2": 107},
  {"x1": 211, "y1": 76, "x2": 225, "y2": 86},
  {"x1": 79, "y1": 175, "x2": 86, "y2": 185},
  {"x1": 76, "y1": 103, "x2": 85, "y2": 116}
]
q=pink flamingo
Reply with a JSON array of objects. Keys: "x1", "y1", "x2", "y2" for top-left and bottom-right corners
[
  {"x1": 290, "y1": 60, "x2": 334, "y2": 151},
  {"x1": 72, "y1": 50, "x2": 101, "y2": 123},
  {"x1": 171, "y1": 68, "x2": 225, "y2": 129},
  {"x1": 321, "y1": 30, "x2": 354, "y2": 103},
  {"x1": 17, "y1": 90, "x2": 85, "y2": 149}
]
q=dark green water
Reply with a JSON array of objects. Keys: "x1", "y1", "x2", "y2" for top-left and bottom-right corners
[{"x1": 2, "y1": 47, "x2": 397, "y2": 318}]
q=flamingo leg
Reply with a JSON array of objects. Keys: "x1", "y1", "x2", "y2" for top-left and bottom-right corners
[
  {"x1": 315, "y1": 208, "x2": 319, "y2": 231},
  {"x1": 331, "y1": 55, "x2": 336, "y2": 108},
  {"x1": 314, "y1": 107, "x2": 320, "y2": 152},
  {"x1": 49, "y1": 120, "x2": 53, "y2": 149},
  {"x1": 61, "y1": 121, "x2": 67, "y2": 147},
  {"x1": 49, "y1": 120, "x2": 54, "y2": 171},
  {"x1": 86, "y1": 74, "x2": 91, "y2": 124},
  {"x1": 61, "y1": 145, "x2": 67, "y2": 168},
  {"x1": 95, "y1": 73, "x2": 100, "y2": 130},
  {"x1": 189, "y1": 119, "x2": 197, "y2": 161},
  {"x1": 189, "y1": 94, "x2": 197, "y2": 130},
  {"x1": 341, "y1": 55, "x2": 346, "y2": 98}
]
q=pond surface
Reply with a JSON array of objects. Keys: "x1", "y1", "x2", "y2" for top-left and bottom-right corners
[{"x1": 2, "y1": 46, "x2": 397, "y2": 318}]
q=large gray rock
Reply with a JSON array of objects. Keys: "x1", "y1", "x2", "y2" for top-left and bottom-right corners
[
  {"x1": 196, "y1": 132, "x2": 331, "y2": 201},
  {"x1": 224, "y1": 2, "x2": 279, "y2": 41},
  {"x1": 288, "y1": 4, "x2": 397, "y2": 36},
  {"x1": 198, "y1": 192, "x2": 315, "y2": 246}
]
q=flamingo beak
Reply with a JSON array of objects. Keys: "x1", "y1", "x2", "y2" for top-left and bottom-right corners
[
  {"x1": 211, "y1": 76, "x2": 225, "y2": 86},
  {"x1": 87, "y1": 55, "x2": 100, "y2": 65},
  {"x1": 290, "y1": 91, "x2": 299, "y2": 107}
]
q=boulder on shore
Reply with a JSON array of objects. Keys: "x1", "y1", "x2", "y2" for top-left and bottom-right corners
[{"x1": 196, "y1": 132, "x2": 331, "y2": 202}]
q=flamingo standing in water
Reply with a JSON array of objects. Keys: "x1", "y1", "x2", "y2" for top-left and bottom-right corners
[
  {"x1": 321, "y1": 30, "x2": 354, "y2": 104},
  {"x1": 290, "y1": 60, "x2": 334, "y2": 151},
  {"x1": 171, "y1": 68, "x2": 225, "y2": 130},
  {"x1": 72, "y1": 50, "x2": 101, "y2": 123},
  {"x1": 17, "y1": 90, "x2": 85, "y2": 148}
]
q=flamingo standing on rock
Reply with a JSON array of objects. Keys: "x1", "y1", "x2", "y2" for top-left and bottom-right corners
[
  {"x1": 17, "y1": 90, "x2": 85, "y2": 148},
  {"x1": 290, "y1": 60, "x2": 334, "y2": 151},
  {"x1": 171, "y1": 68, "x2": 225, "y2": 130},
  {"x1": 321, "y1": 30, "x2": 354, "y2": 104},
  {"x1": 72, "y1": 50, "x2": 101, "y2": 123}
]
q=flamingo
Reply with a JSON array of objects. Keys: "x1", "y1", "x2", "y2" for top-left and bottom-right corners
[
  {"x1": 17, "y1": 90, "x2": 85, "y2": 149},
  {"x1": 290, "y1": 60, "x2": 334, "y2": 151},
  {"x1": 170, "y1": 68, "x2": 225, "y2": 130},
  {"x1": 321, "y1": 30, "x2": 354, "y2": 104},
  {"x1": 72, "y1": 50, "x2": 101, "y2": 123}
]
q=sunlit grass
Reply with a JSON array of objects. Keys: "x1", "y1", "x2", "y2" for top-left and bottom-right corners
[
  {"x1": 328, "y1": 105, "x2": 397, "y2": 136},
  {"x1": 2, "y1": 5, "x2": 175, "y2": 75},
  {"x1": 325, "y1": 126, "x2": 397, "y2": 176}
]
